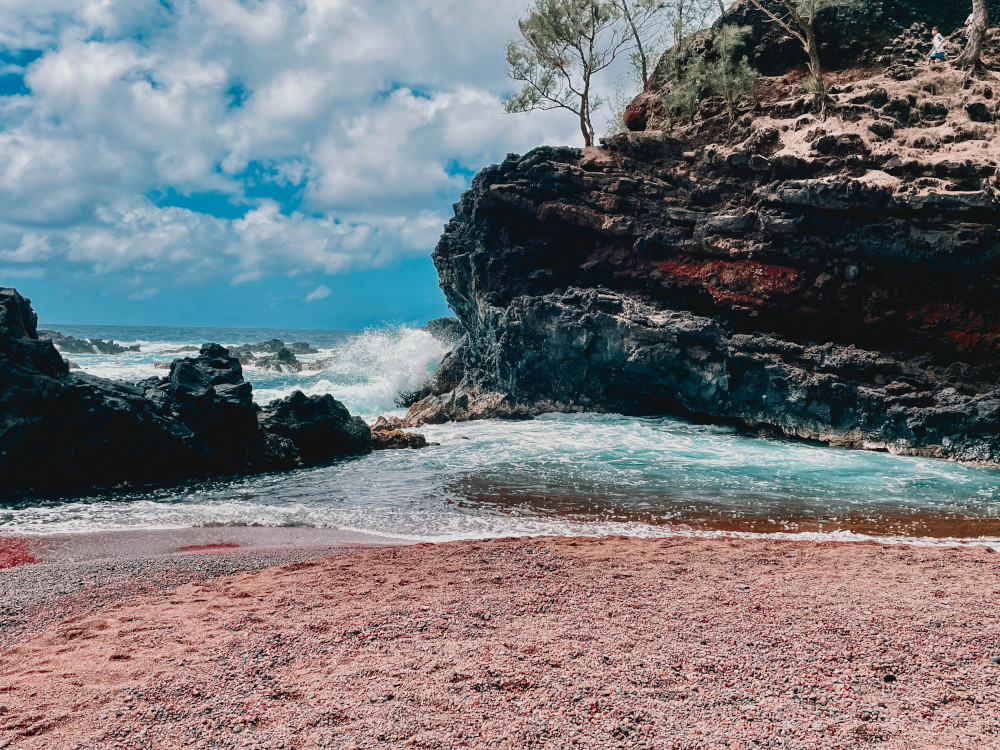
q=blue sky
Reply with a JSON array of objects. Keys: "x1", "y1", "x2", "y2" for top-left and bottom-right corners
[{"x1": 0, "y1": 0, "x2": 599, "y2": 328}]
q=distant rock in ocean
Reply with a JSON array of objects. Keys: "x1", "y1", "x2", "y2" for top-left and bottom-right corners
[
  {"x1": 38, "y1": 329, "x2": 141, "y2": 354},
  {"x1": 0, "y1": 288, "x2": 371, "y2": 496},
  {"x1": 406, "y1": 4, "x2": 1000, "y2": 465}
]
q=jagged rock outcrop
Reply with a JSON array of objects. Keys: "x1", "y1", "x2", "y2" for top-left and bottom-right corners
[
  {"x1": 409, "y1": 52, "x2": 1000, "y2": 463},
  {"x1": 259, "y1": 391, "x2": 371, "y2": 463},
  {"x1": 0, "y1": 288, "x2": 368, "y2": 495},
  {"x1": 424, "y1": 317, "x2": 465, "y2": 344},
  {"x1": 38, "y1": 329, "x2": 141, "y2": 355},
  {"x1": 229, "y1": 339, "x2": 319, "y2": 356},
  {"x1": 237, "y1": 347, "x2": 320, "y2": 373}
]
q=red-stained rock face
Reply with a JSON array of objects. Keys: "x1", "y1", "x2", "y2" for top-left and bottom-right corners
[
  {"x1": 658, "y1": 259, "x2": 804, "y2": 307},
  {"x1": 0, "y1": 538, "x2": 37, "y2": 569},
  {"x1": 623, "y1": 99, "x2": 648, "y2": 132}
]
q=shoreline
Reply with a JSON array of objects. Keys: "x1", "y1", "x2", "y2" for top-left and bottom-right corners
[{"x1": 2, "y1": 535, "x2": 1000, "y2": 748}]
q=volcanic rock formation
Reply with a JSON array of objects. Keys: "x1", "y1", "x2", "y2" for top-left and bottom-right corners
[
  {"x1": 0, "y1": 288, "x2": 370, "y2": 495},
  {"x1": 408, "y1": 7, "x2": 1000, "y2": 465}
]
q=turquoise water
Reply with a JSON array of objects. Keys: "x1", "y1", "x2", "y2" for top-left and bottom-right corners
[{"x1": 4, "y1": 324, "x2": 1000, "y2": 544}]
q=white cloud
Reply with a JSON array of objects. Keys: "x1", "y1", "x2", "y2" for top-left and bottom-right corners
[
  {"x1": 0, "y1": 0, "x2": 629, "y2": 299},
  {"x1": 305, "y1": 284, "x2": 331, "y2": 302}
]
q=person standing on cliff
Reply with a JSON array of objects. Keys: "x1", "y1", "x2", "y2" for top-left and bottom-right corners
[{"x1": 929, "y1": 27, "x2": 947, "y2": 61}]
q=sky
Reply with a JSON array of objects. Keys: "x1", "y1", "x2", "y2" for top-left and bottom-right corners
[{"x1": 0, "y1": 0, "x2": 631, "y2": 328}]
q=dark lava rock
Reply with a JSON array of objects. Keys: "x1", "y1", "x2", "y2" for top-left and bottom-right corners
[
  {"x1": 966, "y1": 102, "x2": 995, "y2": 123},
  {"x1": 39, "y1": 329, "x2": 141, "y2": 354},
  {"x1": 238, "y1": 347, "x2": 312, "y2": 373},
  {"x1": 425, "y1": 317, "x2": 465, "y2": 344},
  {"x1": 883, "y1": 98, "x2": 914, "y2": 125},
  {"x1": 919, "y1": 101, "x2": 949, "y2": 123},
  {"x1": 810, "y1": 133, "x2": 870, "y2": 158},
  {"x1": 230, "y1": 339, "x2": 318, "y2": 357},
  {"x1": 0, "y1": 288, "x2": 368, "y2": 495},
  {"x1": 259, "y1": 391, "x2": 371, "y2": 463},
  {"x1": 410, "y1": 131, "x2": 1000, "y2": 465},
  {"x1": 868, "y1": 121, "x2": 895, "y2": 140}
]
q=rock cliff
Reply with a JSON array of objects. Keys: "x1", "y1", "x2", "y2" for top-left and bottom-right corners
[
  {"x1": 0, "y1": 288, "x2": 371, "y2": 496},
  {"x1": 409, "y1": 10, "x2": 1000, "y2": 464}
]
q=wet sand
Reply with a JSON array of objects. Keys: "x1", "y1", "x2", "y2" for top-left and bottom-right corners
[
  {"x1": 2, "y1": 535, "x2": 1000, "y2": 749},
  {"x1": 468, "y1": 489, "x2": 1000, "y2": 540}
]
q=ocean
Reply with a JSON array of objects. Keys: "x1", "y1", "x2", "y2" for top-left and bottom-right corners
[{"x1": 4, "y1": 323, "x2": 1000, "y2": 546}]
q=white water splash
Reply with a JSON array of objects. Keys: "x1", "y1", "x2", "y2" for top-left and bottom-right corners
[{"x1": 251, "y1": 327, "x2": 448, "y2": 420}]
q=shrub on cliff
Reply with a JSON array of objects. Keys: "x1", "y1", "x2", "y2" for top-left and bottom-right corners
[{"x1": 661, "y1": 22, "x2": 759, "y2": 125}]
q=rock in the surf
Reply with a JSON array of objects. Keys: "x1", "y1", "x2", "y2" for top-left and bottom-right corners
[
  {"x1": 259, "y1": 391, "x2": 372, "y2": 462},
  {"x1": 0, "y1": 288, "x2": 369, "y2": 495},
  {"x1": 369, "y1": 416, "x2": 429, "y2": 450}
]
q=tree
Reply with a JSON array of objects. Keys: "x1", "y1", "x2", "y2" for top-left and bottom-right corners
[
  {"x1": 661, "y1": 51, "x2": 708, "y2": 123},
  {"x1": 955, "y1": 0, "x2": 990, "y2": 68},
  {"x1": 662, "y1": 0, "x2": 717, "y2": 81},
  {"x1": 704, "y1": 24, "x2": 759, "y2": 123},
  {"x1": 660, "y1": 23, "x2": 758, "y2": 126},
  {"x1": 612, "y1": 0, "x2": 666, "y2": 87},
  {"x1": 505, "y1": 0, "x2": 632, "y2": 147},
  {"x1": 747, "y1": 0, "x2": 860, "y2": 107}
]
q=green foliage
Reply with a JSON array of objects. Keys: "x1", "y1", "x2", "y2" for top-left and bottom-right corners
[
  {"x1": 660, "y1": 50, "x2": 707, "y2": 124},
  {"x1": 800, "y1": 70, "x2": 827, "y2": 104},
  {"x1": 703, "y1": 24, "x2": 758, "y2": 122},
  {"x1": 660, "y1": 23, "x2": 758, "y2": 126},
  {"x1": 606, "y1": 75, "x2": 635, "y2": 136},
  {"x1": 613, "y1": 0, "x2": 669, "y2": 86}
]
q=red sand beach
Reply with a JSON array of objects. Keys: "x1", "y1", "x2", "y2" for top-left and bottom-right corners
[
  {"x1": 2, "y1": 535, "x2": 1000, "y2": 749},
  {"x1": 0, "y1": 538, "x2": 36, "y2": 570}
]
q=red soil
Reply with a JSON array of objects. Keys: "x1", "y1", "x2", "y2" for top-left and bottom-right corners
[
  {"x1": 659, "y1": 258, "x2": 803, "y2": 307},
  {"x1": 2, "y1": 536, "x2": 1000, "y2": 749},
  {"x1": 177, "y1": 543, "x2": 241, "y2": 553},
  {"x1": 0, "y1": 537, "x2": 36, "y2": 569}
]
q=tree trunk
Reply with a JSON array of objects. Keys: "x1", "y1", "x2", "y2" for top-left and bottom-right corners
[
  {"x1": 804, "y1": 20, "x2": 826, "y2": 108},
  {"x1": 620, "y1": 2, "x2": 649, "y2": 86},
  {"x1": 955, "y1": 0, "x2": 989, "y2": 68},
  {"x1": 582, "y1": 46, "x2": 594, "y2": 147}
]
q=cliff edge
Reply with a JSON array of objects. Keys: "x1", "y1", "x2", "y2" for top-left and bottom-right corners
[{"x1": 408, "y1": 5, "x2": 1000, "y2": 465}]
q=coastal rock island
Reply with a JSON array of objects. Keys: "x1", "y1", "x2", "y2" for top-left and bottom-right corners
[
  {"x1": 0, "y1": 288, "x2": 371, "y2": 495},
  {"x1": 409, "y1": 4, "x2": 1000, "y2": 465}
]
